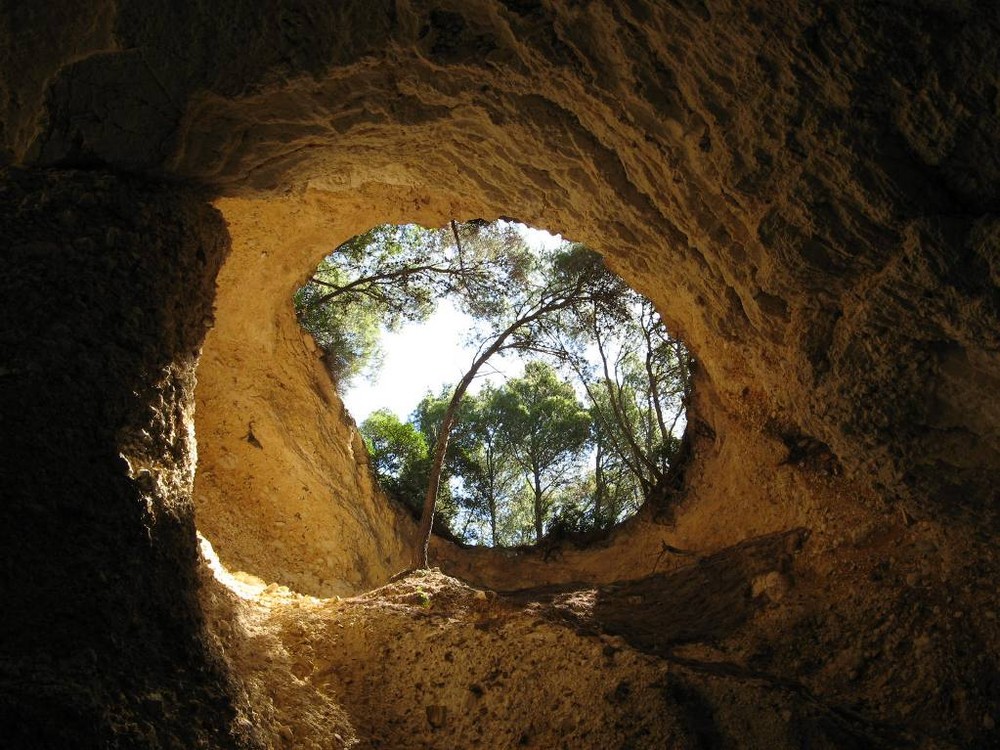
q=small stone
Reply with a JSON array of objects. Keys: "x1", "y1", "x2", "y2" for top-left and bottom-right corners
[{"x1": 984, "y1": 714, "x2": 995, "y2": 731}]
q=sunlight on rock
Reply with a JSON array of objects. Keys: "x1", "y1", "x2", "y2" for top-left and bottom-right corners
[{"x1": 197, "y1": 532, "x2": 269, "y2": 600}]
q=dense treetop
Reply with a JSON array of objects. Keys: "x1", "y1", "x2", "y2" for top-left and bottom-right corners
[{"x1": 295, "y1": 221, "x2": 691, "y2": 553}]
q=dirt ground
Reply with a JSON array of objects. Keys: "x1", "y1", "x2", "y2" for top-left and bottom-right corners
[{"x1": 199, "y1": 505, "x2": 1000, "y2": 749}]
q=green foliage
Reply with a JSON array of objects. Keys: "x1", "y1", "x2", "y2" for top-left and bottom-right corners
[
  {"x1": 360, "y1": 409, "x2": 430, "y2": 508},
  {"x1": 294, "y1": 222, "x2": 536, "y2": 387},
  {"x1": 451, "y1": 386, "x2": 526, "y2": 546},
  {"x1": 544, "y1": 283, "x2": 692, "y2": 528},
  {"x1": 297, "y1": 220, "x2": 692, "y2": 550},
  {"x1": 359, "y1": 400, "x2": 465, "y2": 532},
  {"x1": 293, "y1": 264, "x2": 383, "y2": 386},
  {"x1": 414, "y1": 587, "x2": 431, "y2": 607},
  {"x1": 491, "y1": 361, "x2": 591, "y2": 541}
]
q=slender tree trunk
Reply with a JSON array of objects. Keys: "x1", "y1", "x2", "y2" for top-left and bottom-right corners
[
  {"x1": 533, "y1": 470, "x2": 544, "y2": 542},
  {"x1": 489, "y1": 493, "x2": 497, "y2": 547},
  {"x1": 644, "y1": 335, "x2": 670, "y2": 449},
  {"x1": 594, "y1": 439, "x2": 604, "y2": 523},
  {"x1": 414, "y1": 369, "x2": 474, "y2": 567},
  {"x1": 594, "y1": 315, "x2": 662, "y2": 484},
  {"x1": 415, "y1": 287, "x2": 586, "y2": 567},
  {"x1": 565, "y1": 349, "x2": 648, "y2": 491},
  {"x1": 487, "y1": 448, "x2": 499, "y2": 547}
]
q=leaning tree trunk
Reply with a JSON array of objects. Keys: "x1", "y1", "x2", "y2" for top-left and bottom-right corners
[
  {"x1": 415, "y1": 287, "x2": 586, "y2": 567},
  {"x1": 533, "y1": 471, "x2": 544, "y2": 542},
  {"x1": 415, "y1": 378, "x2": 470, "y2": 567},
  {"x1": 415, "y1": 324, "x2": 534, "y2": 565}
]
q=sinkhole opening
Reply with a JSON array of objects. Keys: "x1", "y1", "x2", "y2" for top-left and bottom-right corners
[{"x1": 294, "y1": 219, "x2": 693, "y2": 550}]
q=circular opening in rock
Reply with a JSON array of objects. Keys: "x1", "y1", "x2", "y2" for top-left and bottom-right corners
[{"x1": 294, "y1": 219, "x2": 692, "y2": 551}]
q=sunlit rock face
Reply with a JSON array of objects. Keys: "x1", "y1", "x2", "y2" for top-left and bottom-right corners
[{"x1": 2, "y1": 1, "x2": 999, "y2": 746}]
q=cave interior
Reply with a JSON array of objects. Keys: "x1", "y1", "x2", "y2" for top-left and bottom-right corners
[{"x1": 2, "y1": 1, "x2": 999, "y2": 748}]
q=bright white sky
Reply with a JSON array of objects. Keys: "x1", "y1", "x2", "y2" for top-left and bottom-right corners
[{"x1": 342, "y1": 225, "x2": 565, "y2": 423}]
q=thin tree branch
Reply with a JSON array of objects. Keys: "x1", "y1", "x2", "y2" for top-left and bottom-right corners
[
  {"x1": 305, "y1": 262, "x2": 476, "y2": 308},
  {"x1": 451, "y1": 219, "x2": 466, "y2": 274},
  {"x1": 641, "y1": 315, "x2": 671, "y2": 448},
  {"x1": 594, "y1": 314, "x2": 661, "y2": 481}
]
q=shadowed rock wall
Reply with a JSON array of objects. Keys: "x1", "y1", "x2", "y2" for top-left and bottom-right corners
[
  {"x1": 192, "y1": 193, "x2": 422, "y2": 596},
  {"x1": 0, "y1": 170, "x2": 262, "y2": 746},
  {"x1": 183, "y1": 0, "x2": 997, "y2": 588}
]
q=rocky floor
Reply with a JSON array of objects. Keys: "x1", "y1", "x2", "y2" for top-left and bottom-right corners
[{"x1": 199, "y1": 518, "x2": 1000, "y2": 750}]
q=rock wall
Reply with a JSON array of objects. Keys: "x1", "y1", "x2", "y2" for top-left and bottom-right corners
[
  {"x1": 192, "y1": 193, "x2": 423, "y2": 596},
  {"x1": 179, "y1": 0, "x2": 999, "y2": 588},
  {"x1": 2, "y1": 0, "x2": 999, "y2": 746},
  {"x1": 0, "y1": 169, "x2": 259, "y2": 747},
  {"x1": 10, "y1": 0, "x2": 997, "y2": 511}
]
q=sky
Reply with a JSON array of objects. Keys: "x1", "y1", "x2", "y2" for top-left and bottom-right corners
[{"x1": 341, "y1": 225, "x2": 565, "y2": 423}]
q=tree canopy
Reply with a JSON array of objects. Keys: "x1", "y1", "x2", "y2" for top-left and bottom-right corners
[
  {"x1": 294, "y1": 221, "x2": 532, "y2": 387},
  {"x1": 491, "y1": 361, "x2": 591, "y2": 541},
  {"x1": 294, "y1": 221, "x2": 691, "y2": 563}
]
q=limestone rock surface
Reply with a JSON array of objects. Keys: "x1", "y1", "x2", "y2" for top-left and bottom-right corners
[{"x1": 2, "y1": 1, "x2": 999, "y2": 747}]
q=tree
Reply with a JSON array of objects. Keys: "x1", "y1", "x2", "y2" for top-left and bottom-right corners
[
  {"x1": 360, "y1": 409, "x2": 430, "y2": 510},
  {"x1": 536, "y1": 284, "x2": 691, "y2": 526},
  {"x1": 294, "y1": 266, "x2": 384, "y2": 387},
  {"x1": 295, "y1": 221, "x2": 692, "y2": 558},
  {"x1": 360, "y1": 406, "x2": 470, "y2": 535},
  {"x1": 588, "y1": 390, "x2": 644, "y2": 526},
  {"x1": 492, "y1": 362, "x2": 591, "y2": 541},
  {"x1": 546, "y1": 473, "x2": 600, "y2": 536},
  {"x1": 411, "y1": 387, "x2": 485, "y2": 534},
  {"x1": 460, "y1": 385, "x2": 536, "y2": 547},
  {"x1": 294, "y1": 221, "x2": 532, "y2": 387},
  {"x1": 414, "y1": 244, "x2": 613, "y2": 566},
  {"x1": 587, "y1": 296, "x2": 689, "y2": 505}
]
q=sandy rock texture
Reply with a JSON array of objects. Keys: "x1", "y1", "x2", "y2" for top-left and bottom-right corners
[
  {"x1": 203, "y1": 539, "x2": 998, "y2": 749},
  {"x1": 192, "y1": 193, "x2": 422, "y2": 597},
  {"x1": 204, "y1": 565, "x2": 856, "y2": 750},
  {"x1": 2, "y1": 0, "x2": 999, "y2": 747},
  {"x1": 0, "y1": 169, "x2": 254, "y2": 747}
]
